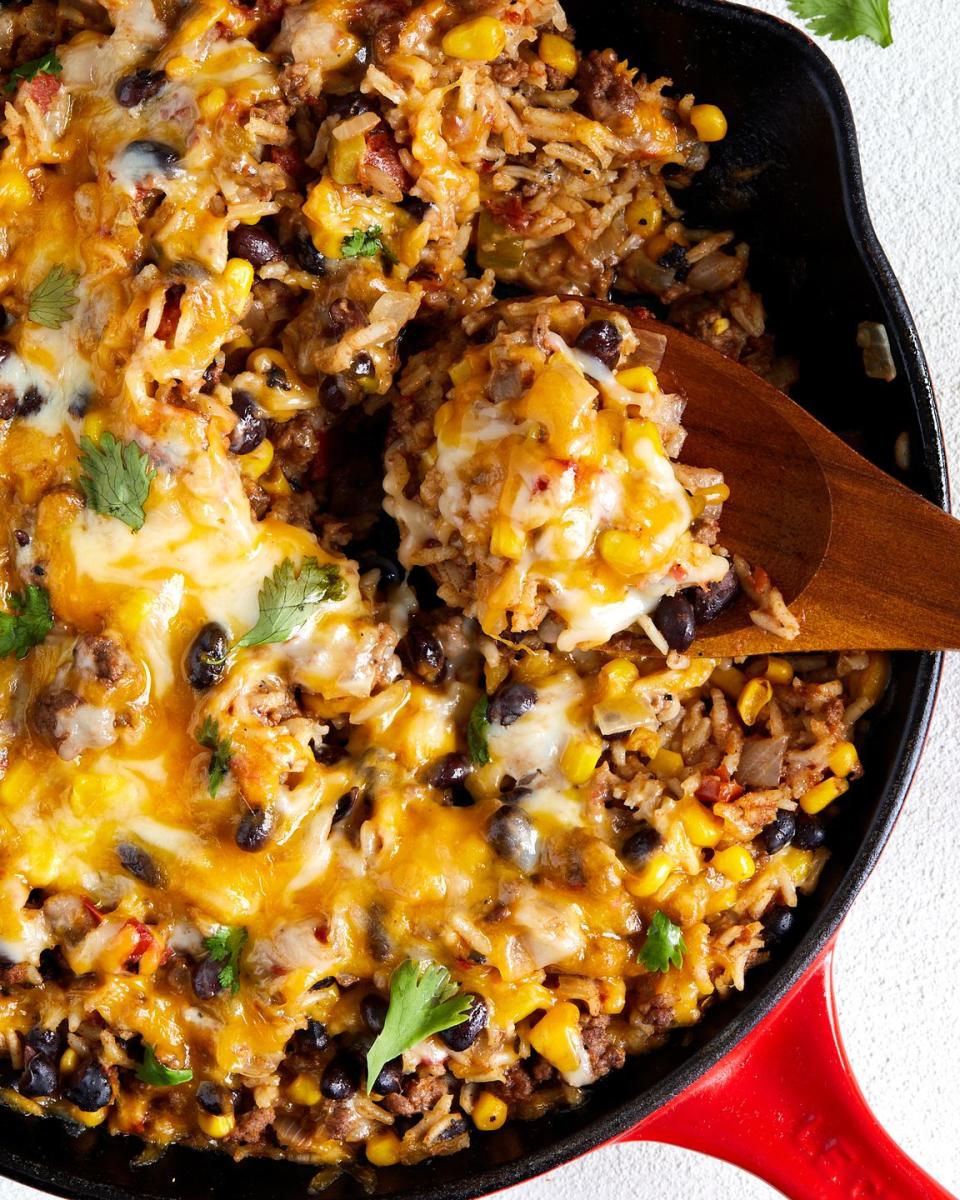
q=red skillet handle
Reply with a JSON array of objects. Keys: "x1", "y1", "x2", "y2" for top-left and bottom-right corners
[{"x1": 623, "y1": 942, "x2": 954, "y2": 1198}]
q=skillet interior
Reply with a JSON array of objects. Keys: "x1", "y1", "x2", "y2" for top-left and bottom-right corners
[{"x1": 0, "y1": 1, "x2": 945, "y2": 1197}]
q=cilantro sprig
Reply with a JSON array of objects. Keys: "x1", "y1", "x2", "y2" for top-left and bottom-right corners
[
  {"x1": 5, "y1": 51, "x2": 62, "y2": 93},
  {"x1": 0, "y1": 585, "x2": 53, "y2": 660},
  {"x1": 28, "y1": 264, "x2": 79, "y2": 329},
  {"x1": 466, "y1": 695, "x2": 490, "y2": 766},
  {"x1": 78, "y1": 432, "x2": 156, "y2": 531},
  {"x1": 195, "y1": 716, "x2": 232, "y2": 797},
  {"x1": 639, "y1": 910, "x2": 686, "y2": 973},
  {"x1": 236, "y1": 557, "x2": 346, "y2": 648},
  {"x1": 341, "y1": 226, "x2": 384, "y2": 259},
  {"x1": 203, "y1": 925, "x2": 248, "y2": 995},
  {"x1": 136, "y1": 1045, "x2": 193, "y2": 1087},
  {"x1": 786, "y1": 0, "x2": 892, "y2": 47},
  {"x1": 365, "y1": 960, "x2": 473, "y2": 1092}
]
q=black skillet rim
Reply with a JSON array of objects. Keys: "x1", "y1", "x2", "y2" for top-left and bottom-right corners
[{"x1": 0, "y1": 1, "x2": 946, "y2": 1198}]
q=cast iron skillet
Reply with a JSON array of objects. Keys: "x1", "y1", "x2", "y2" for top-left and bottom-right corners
[{"x1": 0, "y1": 1, "x2": 947, "y2": 1197}]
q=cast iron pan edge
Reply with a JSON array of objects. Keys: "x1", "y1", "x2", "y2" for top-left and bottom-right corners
[{"x1": 0, "y1": 3, "x2": 945, "y2": 1198}]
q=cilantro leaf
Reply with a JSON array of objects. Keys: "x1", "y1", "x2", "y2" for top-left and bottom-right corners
[
  {"x1": 341, "y1": 226, "x2": 384, "y2": 259},
  {"x1": 236, "y1": 557, "x2": 347, "y2": 648},
  {"x1": 0, "y1": 585, "x2": 53, "y2": 660},
  {"x1": 28, "y1": 264, "x2": 79, "y2": 329},
  {"x1": 365, "y1": 960, "x2": 473, "y2": 1092},
  {"x1": 5, "y1": 51, "x2": 63, "y2": 93},
  {"x1": 638, "y1": 910, "x2": 686, "y2": 973},
  {"x1": 136, "y1": 1045, "x2": 193, "y2": 1087},
  {"x1": 466, "y1": 695, "x2": 490, "y2": 766},
  {"x1": 78, "y1": 432, "x2": 155, "y2": 531},
  {"x1": 196, "y1": 716, "x2": 232, "y2": 798},
  {"x1": 203, "y1": 925, "x2": 248, "y2": 994},
  {"x1": 786, "y1": 0, "x2": 892, "y2": 47}
]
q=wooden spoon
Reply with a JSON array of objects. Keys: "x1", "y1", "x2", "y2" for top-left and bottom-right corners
[{"x1": 626, "y1": 314, "x2": 960, "y2": 656}]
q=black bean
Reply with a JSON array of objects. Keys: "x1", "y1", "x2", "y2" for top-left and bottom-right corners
[
  {"x1": 293, "y1": 231, "x2": 326, "y2": 276},
  {"x1": 228, "y1": 224, "x2": 282, "y2": 269},
  {"x1": 0, "y1": 339, "x2": 12, "y2": 365},
  {"x1": 25, "y1": 1026, "x2": 62, "y2": 1059},
  {"x1": 0, "y1": 306, "x2": 10, "y2": 333},
  {"x1": 399, "y1": 627, "x2": 445, "y2": 684},
  {"x1": 185, "y1": 622, "x2": 229, "y2": 690},
  {"x1": 658, "y1": 244, "x2": 691, "y2": 282},
  {"x1": 286, "y1": 1019, "x2": 329, "y2": 1055},
  {"x1": 652, "y1": 594, "x2": 696, "y2": 652},
  {"x1": 115, "y1": 68, "x2": 166, "y2": 107},
  {"x1": 117, "y1": 842, "x2": 163, "y2": 887},
  {"x1": 19, "y1": 1055, "x2": 57, "y2": 1098},
  {"x1": 68, "y1": 389, "x2": 92, "y2": 417},
  {"x1": 486, "y1": 805, "x2": 539, "y2": 872},
  {"x1": 18, "y1": 386, "x2": 45, "y2": 417},
  {"x1": 332, "y1": 788, "x2": 358, "y2": 825},
  {"x1": 236, "y1": 807, "x2": 273, "y2": 852},
  {"x1": 685, "y1": 568, "x2": 740, "y2": 625},
  {"x1": 620, "y1": 821, "x2": 663, "y2": 869},
  {"x1": 192, "y1": 956, "x2": 224, "y2": 1000},
  {"x1": 319, "y1": 374, "x2": 348, "y2": 412},
  {"x1": 321, "y1": 1055, "x2": 359, "y2": 1101},
  {"x1": 792, "y1": 812, "x2": 826, "y2": 850},
  {"x1": 311, "y1": 738, "x2": 346, "y2": 766},
  {"x1": 449, "y1": 784, "x2": 475, "y2": 808},
  {"x1": 400, "y1": 195, "x2": 431, "y2": 222},
  {"x1": 439, "y1": 995, "x2": 488, "y2": 1051},
  {"x1": 487, "y1": 683, "x2": 537, "y2": 727},
  {"x1": 436, "y1": 1115, "x2": 469, "y2": 1141},
  {"x1": 228, "y1": 389, "x2": 267, "y2": 456},
  {"x1": 123, "y1": 139, "x2": 180, "y2": 177},
  {"x1": 761, "y1": 904, "x2": 796, "y2": 945},
  {"x1": 65, "y1": 1060, "x2": 112, "y2": 1111},
  {"x1": 327, "y1": 298, "x2": 366, "y2": 337},
  {"x1": 357, "y1": 554, "x2": 402, "y2": 589},
  {"x1": 265, "y1": 364, "x2": 290, "y2": 390},
  {"x1": 196, "y1": 1081, "x2": 223, "y2": 1114},
  {"x1": 759, "y1": 810, "x2": 796, "y2": 855},
  {"x1": 371, "y1": 1057, "x2": 403, "y2": 1095},
  {"x1": 428, "y1": 752, "x2": 471, "y2": 789},
  {"x1": 361, "y1": 994, "x2": 388, "y2": 1034},
  {"x1": 312, "y1": 976, "x2": 336, "y2": 990},
  {"x1": 574, "y1": 320, "x2": 622, "y2": 370},
  {"x1": 13, "y1": 529, "x2": 29, "y2": 547},
  {"x1": 328, "y1": 91, "x2": 379, "y2": 118}
]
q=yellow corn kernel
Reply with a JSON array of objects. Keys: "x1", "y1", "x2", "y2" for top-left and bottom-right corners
[
  {"x1": 198, "y1": 1110, "x2": 235, "y2": 1139},
  {"x1": 112, "y1": 588, "x2": 153, "y2": 639},
  {"x1": 60, "y1": 1049, "x2": 78, "y2": 1076},
  {"x1": 70, "y1": 1105, "x2": 108, "y2": 1128},
  {"x1": 690, "y1": 103, "x2": 728, "y2": 143},
  {"x1": 286, "y1": 1072, "x2": 322, "y2": 1107},
  {"x1": 624, "y1": 196, "x2": 663, "y2": 239},
  {"x1": 711, "y1": 317, "x2": 731, "y2": 336},
  {"x1": 0, "y1": 165, "x2": 32, "y2": 210},
  {"x1": 680, "y1": 800, "x2": 723, "y2": 848},
  {"x1": 625, "y1": 727, "x2": 661, "y2": 757},
  {"x1": 705, "y1": 883, "x2": 738, "y2": 915},
  {"x1": 81, "y1": 411, "x2": 108, "y2": 443},
  {"x1": 329, "y1": 132, "x2": 366, "y2": 186},
  {"x1": 737, "y1": 678, "x2": 773, "y2": 727},
  {"x1": 69, "y1": 772, "x2": 127, "y2": 818},
  {"x1": 472, "y1": 1091, "x2": 508, "y2": 1131},
  {"x1": 650, "y1": 748, "x2": 684, "y2": 780},
  {"x1": 598, "y1": 977, "x2": 626, "y2": 1015},
  {"x1": 164, "y1": 55, "x2": 196, "y2": 78},
  {"x1": 855, "y1": 653, "x2": 890, "y2": 705},
  {"x1": 618, "y1": 367, "x2": 659, "y2": 395},
  {"x1": 626, "y1": 851, "x2": 673, "y2": 898},
  {"x1": 538, "y1": 32, "x2": 577, "y2": 76},
  {"x1": 366, "y1": 1129, "x2": 402, "y2": 1167},
  {"x1": 622, "y1": 420, "x2": 665, "y2": 471},
  {"x1": 223, "y1": 257, "x2": 255, "y2": 304},
  {"x1": 828, "y1": 741, "x2": 860, "y2": 779},
  {"x1": 495, "y1": 980, "x2": 552, "y2": 1026},
  {"x1": 528, "y1": 1001, "x2": 581, "y2": 1074},
  {"x1": 490, "y1": 519, "x2": 524, "y2": 561},
  {"x1": 800, "y1": 775, "x2": 849, "y2": 816},
  {"x1": 238, "y1": 437, "x2": 273, "y2": 480},
  {"x1": 442, "y1": 16, "x2": 507, "y2": 61},
  {"x1": 198, "y1": 86, "x2": 227, "y2": 120},
  {"x1": 765, "y1": 657, "x2": 794, "y2": 685},
  {"x1": 697, "y1": 481, "x2": 730, "y2": 507},
  {"x1": 711, "y1": 664, "x2": 745, "y2": 699},
  {"x1": 561, "y1": 733, "x2": 604, "y2": 784},
  {"x1": 781, "y1": 846, "x2": 813, "y2": 885},
  {"x1": 712, "y1": 844, "x2": 756, "y2": 883},
  {"x1": 598, "y1": 658, "x2": 640, "y2": 695},
  {"x1": 597, "y1": 529, "x2": 648, "y2": 578}
]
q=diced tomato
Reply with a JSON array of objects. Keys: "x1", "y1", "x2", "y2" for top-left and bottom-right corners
[
  {"x1": 484, "y1": 193, "x2": 535, "y2": 234},
  {"x1": 155, "y1": 285, "x2": 184, "y2": 344},
  {"x1": 696, "y1": 773, "x2": 744, "y2": 807},
  {"x1": 123, "y1": 919, "x2": 155, "y2": 964},
  {"x1": 27, "y1": 74, "x2": 61, "y2": 113},
  {"x1": 81, "y1": 897, "x2": 103, "y2": 926}
]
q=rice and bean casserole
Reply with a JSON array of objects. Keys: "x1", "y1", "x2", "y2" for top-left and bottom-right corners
[{"x1": 0, "y1": 0, "x2": 888, "y2": 1176}]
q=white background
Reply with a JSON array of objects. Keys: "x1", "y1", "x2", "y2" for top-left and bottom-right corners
[{"x1": 5, "y1": 2, "x2": 960, "y2": 1199}]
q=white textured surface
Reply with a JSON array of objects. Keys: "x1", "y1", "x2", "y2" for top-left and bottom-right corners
[{"x1": 4, "y1": 4, "x2": 960, "y2": 1199}]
